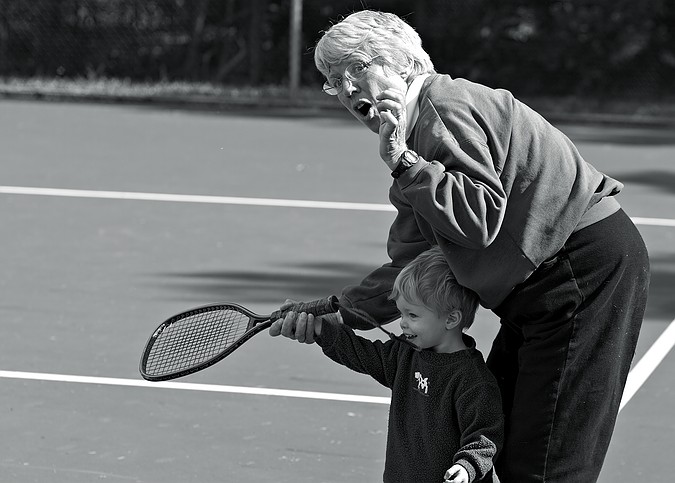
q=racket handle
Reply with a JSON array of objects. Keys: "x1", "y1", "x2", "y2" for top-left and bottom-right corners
[{"x1": 270, "y1": 295, "x2": 340, "y2": 321}]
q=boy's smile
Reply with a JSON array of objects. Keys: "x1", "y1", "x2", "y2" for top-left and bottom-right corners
[{"x1": 395, "y1": 298, "x2": 455, "y2": 353}]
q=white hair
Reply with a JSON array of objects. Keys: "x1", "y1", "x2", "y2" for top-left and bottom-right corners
[{"x1": 314, "y1": 10, "x2": 435, "y2": 82}]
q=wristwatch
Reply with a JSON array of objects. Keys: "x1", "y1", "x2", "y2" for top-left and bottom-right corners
[{"x1": 391, "y1": 150, "x2": 419, "y2": 178}]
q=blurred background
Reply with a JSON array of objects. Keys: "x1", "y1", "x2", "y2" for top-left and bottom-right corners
[{"x1": 1, "y1": 0, "x2": 673, "y2": 116}]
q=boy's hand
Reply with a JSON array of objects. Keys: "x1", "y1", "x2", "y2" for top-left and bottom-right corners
[
  {"x1": 444, "y1": 464, "x2": 469, "y2": 483},
  {"x1": 268, "y1": 299, "x2": 322, "y2": 344}
]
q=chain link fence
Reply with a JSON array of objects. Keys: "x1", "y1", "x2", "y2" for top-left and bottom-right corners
[
  {"x1": 1, "y1": 0, "x2": 673, "y2": 104},
  {"x1": 0, "y1": 0, "x2": 293, "y2": 84}
]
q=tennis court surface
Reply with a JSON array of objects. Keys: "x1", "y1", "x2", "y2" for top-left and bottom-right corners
[{"x1": 1, "y1": 98, "x2": 674, "y2": 482}]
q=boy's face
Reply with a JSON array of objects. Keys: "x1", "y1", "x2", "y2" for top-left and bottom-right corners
[{"x1": 395, "y1": 297, "x2": 455, "y2": 352}]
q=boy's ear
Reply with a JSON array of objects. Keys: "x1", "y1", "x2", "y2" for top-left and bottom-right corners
[{"x1": 445, "y1": 309, "x2": 463, "y2": 330}]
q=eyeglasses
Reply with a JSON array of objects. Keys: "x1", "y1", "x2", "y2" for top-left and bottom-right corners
[{"x1": 322, "y1": 59, "x2": 376, "y2": 96}]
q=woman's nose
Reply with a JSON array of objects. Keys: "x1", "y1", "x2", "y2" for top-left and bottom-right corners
[{"x1": 342, "y1": 78, "x2": 358, "y2": 96}]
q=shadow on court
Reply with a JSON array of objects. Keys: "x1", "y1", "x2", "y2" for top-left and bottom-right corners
[
  {"x1": 644, "y1": 253, "x2": 675, "y2": 321},
  {"x1": 148, "y1": 255, "x2": 675, "y2": 322},
  {"x1": 122, "y1": 100, "x2": 675, "y2": 145},
  {"x1": 556, "y1": 123, "x2": 675, "y2": 146},
  {"x1": 149, "y1": 261, "x2": 376, "y2": 306}
]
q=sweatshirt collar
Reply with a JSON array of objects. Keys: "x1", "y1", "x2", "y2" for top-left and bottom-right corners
[{"x1": 405, "y1": 74, "x2": 430, "y2": 140}]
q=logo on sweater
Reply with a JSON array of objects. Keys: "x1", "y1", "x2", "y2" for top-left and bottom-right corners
[{"x1": 414, "y1": 371, "x2": 429, "y2": 395}]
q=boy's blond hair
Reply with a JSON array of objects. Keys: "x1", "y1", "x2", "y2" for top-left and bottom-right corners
[{"x1": 390, "y1": 246, "x2": 479, "y2": 330}]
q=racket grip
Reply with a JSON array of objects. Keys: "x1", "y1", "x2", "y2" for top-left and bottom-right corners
[{"x1": 270, "y1": 295, "x2": 340, "y2": 321}]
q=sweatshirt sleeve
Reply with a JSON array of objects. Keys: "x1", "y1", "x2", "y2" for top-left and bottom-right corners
[
  {"x1": 452, "y1": 380, "x2": 504, "y2": 482},
  {"x1": 342, "y1": 102, "x2": 508, "y2": 327},
  {"x1": 395, "y1": 88, "x2": 509, "y2": 251},
  {"x1": 397, "y1": 146, "x2": 506, "y2": 250},
  {"x1": 339, "y1": 190, "x2": 431, "y2": 329},
  {"x1": 316, "y1": 318, "x2": 399, "y2": 389}
]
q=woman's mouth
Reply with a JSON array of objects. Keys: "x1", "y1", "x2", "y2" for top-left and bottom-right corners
[
  {"x1": 402, "y1": 333, "x2": 416, "y2": 340},
  {"x1": 354, "y1": 100, "x2": 373, "y2": 117}
]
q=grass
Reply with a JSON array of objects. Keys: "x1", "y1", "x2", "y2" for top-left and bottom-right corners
[
  {"x1": 0, "y1": 77, "x2": 335, "y2": 108},
  {"x1": 1, "y1": 76, "x2": 674, "y2": 124}
]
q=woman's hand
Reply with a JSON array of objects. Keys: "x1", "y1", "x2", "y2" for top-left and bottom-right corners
[
  {"x1": 268, "y1": 299, "x2": 327, "y2": 344},
  {"x1": 376, "y1": 88, "x2": 408, "y2": 170}
]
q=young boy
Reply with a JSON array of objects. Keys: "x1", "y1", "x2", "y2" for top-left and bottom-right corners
[{"x1": 271, "y1": 247, "x2": 503, "y2": 483}]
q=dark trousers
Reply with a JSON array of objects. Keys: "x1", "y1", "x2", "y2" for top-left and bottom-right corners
[{"x1": 487, "y1": 209, "x2": 650, "y2": 482}]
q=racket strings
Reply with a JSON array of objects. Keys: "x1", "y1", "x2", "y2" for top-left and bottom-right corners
[{"x1": 144, "y1": 308, "x2": 249, "y2": 376}]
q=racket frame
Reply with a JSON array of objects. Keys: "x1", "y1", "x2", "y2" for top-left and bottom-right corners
[
  {"x1": 140, "y1": 296, "x2": 340, "y2": 381},
  {"x1": 139, "y1": 302, "x2": 272, "y2": 382}
]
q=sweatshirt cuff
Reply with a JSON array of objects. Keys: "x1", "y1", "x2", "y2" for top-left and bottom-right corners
[
  {"x1": 338, "y1": 296, "x2": 379, "y2": 330},
  {"x1": 454, "y1": 459, "x2": 477, "y2": 483},
  {"x1": 393, "y1": 158, "x2": 429, "y2": 188}
]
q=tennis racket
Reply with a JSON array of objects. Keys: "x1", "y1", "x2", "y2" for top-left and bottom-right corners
[{"x1": 140, "y1": 296, "x2": 340, "y2": 381}]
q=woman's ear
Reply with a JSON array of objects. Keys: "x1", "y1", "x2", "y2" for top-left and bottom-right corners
[
  {"x1": 445, "y1": 309, "x2": 463, "y2": 330},
  {"x1": 392, "y1": 55, "x2": 413, "y2": 82}
]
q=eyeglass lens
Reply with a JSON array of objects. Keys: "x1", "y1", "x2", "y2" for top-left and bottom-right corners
[{"x1": 323, "y1": 60, "x2": 372, "y2": 95}]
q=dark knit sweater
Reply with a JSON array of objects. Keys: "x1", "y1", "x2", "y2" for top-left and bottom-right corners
[{"x1": 317, "y1": 320, "x2": 504, "y2": 482}]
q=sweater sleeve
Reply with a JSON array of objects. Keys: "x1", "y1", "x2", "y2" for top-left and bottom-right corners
[
  {"x1": 316, "y1": 318, "x2": 399, "y2": 389},
  {"x1": 452, "y1": 380, "x2": 504, "y2": 482}
]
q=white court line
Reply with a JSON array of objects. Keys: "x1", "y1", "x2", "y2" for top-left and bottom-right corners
[
  {"x1": 0, "y1": 370, "x2": 390, "y2": 405},
  {"x1": 0, "y1": 186, "x2": 396, "y2": 212},
  {"x1": 1, "y1": 184, "x2": 674, "y2": 409},
  {"x1": 1, "y1": 186, "x2": 675, "y2": 226},
  {"x1": 631, "y1": 217, "x2": 675, "y2": 227},
  {"x1": 620, "y1": 317, "x2": 675, "y2": 410},
  {"x1": 2, "y1": 314, "x2": 674, "y2": 412}
]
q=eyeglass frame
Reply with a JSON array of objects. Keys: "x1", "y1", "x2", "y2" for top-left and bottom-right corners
[{"x1": 322, "y1": 57, "x2": 379, "y2": 96}]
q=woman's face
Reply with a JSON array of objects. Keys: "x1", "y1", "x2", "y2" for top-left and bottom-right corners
[{"x1": 328, "y1": 57, "x2": 408, "y2": 134}]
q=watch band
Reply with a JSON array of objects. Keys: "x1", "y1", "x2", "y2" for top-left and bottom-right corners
[{"x1": 391, "y1": 150, "x2": 419, "y2": 179}]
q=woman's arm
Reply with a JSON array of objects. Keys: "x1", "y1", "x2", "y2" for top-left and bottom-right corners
[{"x1": 339, "y1": 193, "x2": 430, "y2": 329}]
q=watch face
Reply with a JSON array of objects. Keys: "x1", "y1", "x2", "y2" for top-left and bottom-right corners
[
  {"x1": 402, "y1": 150, "x2": 418, "y2": 165},
  {"x1": 392, "y1": 150, "x2": 418, "y2": 178}
]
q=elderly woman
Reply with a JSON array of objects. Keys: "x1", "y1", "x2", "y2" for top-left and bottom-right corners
[{"x1": 272, "y1": 10, "x2": 649, "y2": 483}]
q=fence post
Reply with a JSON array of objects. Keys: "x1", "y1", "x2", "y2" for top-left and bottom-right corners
[{"x1": 289, "y1": 0, "x2": 302, "y2": 98}]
